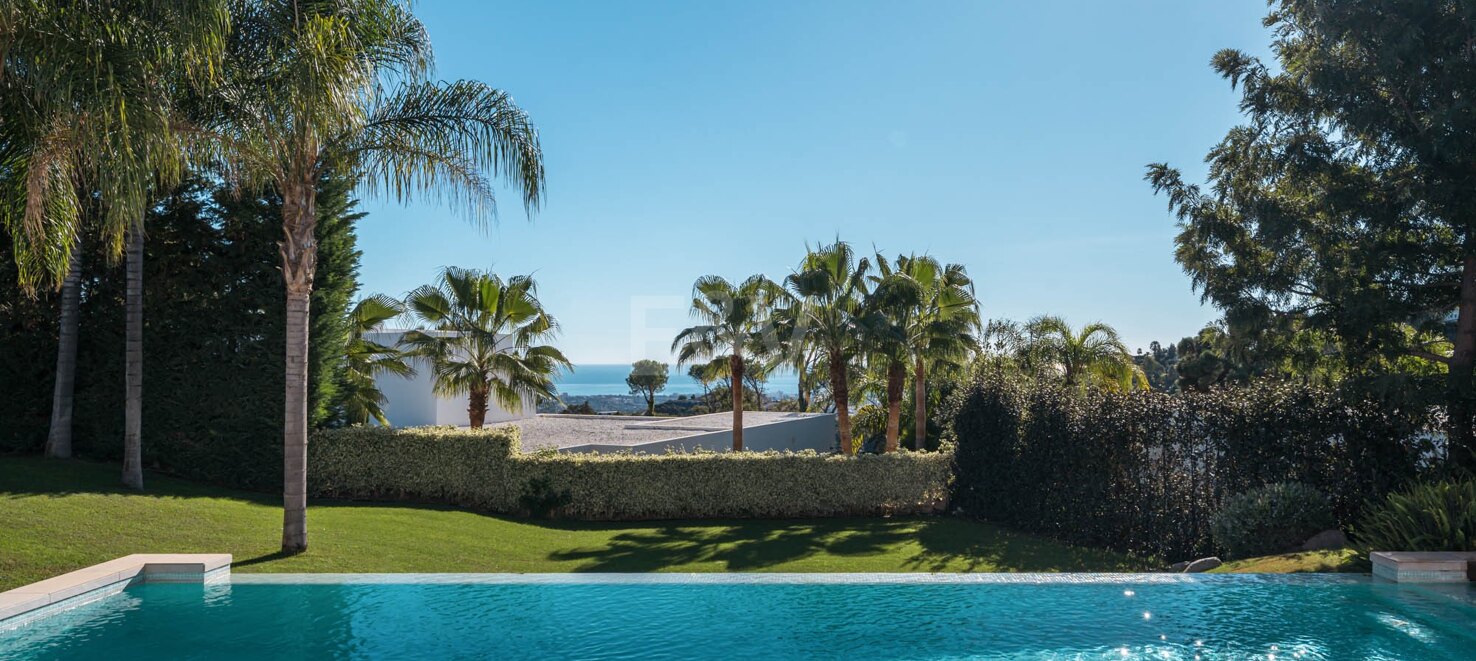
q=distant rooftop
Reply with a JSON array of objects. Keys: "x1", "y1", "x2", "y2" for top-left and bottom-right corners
[{"x1": 500, "y1": 412, "x2": 828, "y2": 451}]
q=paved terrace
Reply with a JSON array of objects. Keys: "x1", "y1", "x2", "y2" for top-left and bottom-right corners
[{"x1": 499, "y1": 412, "x2": 829, "y2": 451}]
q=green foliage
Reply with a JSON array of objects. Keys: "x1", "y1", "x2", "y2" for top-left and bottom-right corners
[
  {"x1": 561, "y1": 401, "x2": 597, "y2": 415},
  {"x1": 0, "y1": 175, "x2": 362, "y2": 486},
  {"x1": 336, "y1": 294, "x2": 412, "y2": 426},
  {"x1": 1211, "y1": 483, "x2": 1335, "y2": 560},
  {"x1": 1356, "y1": 478, "x2": 1476, "y2": 554},
  {"x1": 625, "y1": 359, "x2": 669, "y2": 415},
  {"x1": 401, "y1": 267, "x2": 571, "y2": 427},
  {"x1": 309, "y1": 426, "x2": 952, "y2": 520},
  {"x1": 993, "y1": 316, "x2": 1147, "y2": 391},
  {"x1": 1146, "y1": 1, "x2": 1476, "y2": 465},
  {"x1": 946, "y1": 369, "x2": 1434, "y2": 560},
  {"x1": 0, "y1": 0, "x2": 228, "y2": 287},
  {"x1": 518, "y1": 477, "x2": 573, "y2": 519}
]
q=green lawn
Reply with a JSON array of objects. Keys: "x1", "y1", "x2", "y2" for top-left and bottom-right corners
[
  {"x1": 0, "y1": 456, "x2": 1357, "y2": 591},
  {"x1": 1209, "y1": 549, "x2": 1364, "y2": 573}
]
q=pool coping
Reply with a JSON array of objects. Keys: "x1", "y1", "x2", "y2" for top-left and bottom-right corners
[
  {"x1": 1371, "y1": 551, "x2": 1476, "y2": 583},
  {"x1": 228, "y1": 571, "x2": 1370, "y2": 585},
  {"x1": 0, "y1": 554, "x2": 231, "y2": 627}
]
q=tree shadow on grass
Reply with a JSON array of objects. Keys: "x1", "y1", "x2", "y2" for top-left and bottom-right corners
[
  {"x1": 900, "y1": 520, "x2": 1146, "y2": 572},
  {"x1": 546, "y1": 519, "x2": 918, "y2": 571},
  {"x1": 545, "y1": 518, "x2": 1145, "y2": 573}
]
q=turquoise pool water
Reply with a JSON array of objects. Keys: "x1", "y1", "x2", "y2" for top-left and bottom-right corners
[{"x1": 3, "y1": 574, "x2": 1474, "y2": 660}]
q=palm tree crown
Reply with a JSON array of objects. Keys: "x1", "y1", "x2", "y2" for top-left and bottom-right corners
[
  {"x1": 401, "y1": 268, "x2": 570, "y2": 429},
  {"x1": 1023, "y1": 315, "x2": 1149, "y2": 391},
  {"x1": 195, "y1": 0, "x2": 545, "y2": 553},
  {"x1": 874, "y1": 253, "x2": 981, "y2": 449},
  {"x1": 0, "y1": 0, "x2": 228, "y2": 285},
  {"x1": 341, "y1": 294, "x2": 413, "y2": 426},
  {"x1": 672, "y1": 274, "x2": 781, "y2": 451},
  {"x1": 784, "y1": 240, "x2": 871, "y2": 454}
]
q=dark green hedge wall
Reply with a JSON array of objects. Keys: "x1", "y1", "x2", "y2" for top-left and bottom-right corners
[
  {"x1": 945, "y1": 369, "x2": 1435, "y2": 560},
  {"x1": 0, "y1": 174, "x2": 362, "y2": 489}
]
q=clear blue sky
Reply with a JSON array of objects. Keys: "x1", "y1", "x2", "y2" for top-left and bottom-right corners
[{"x1": 356, "y1": 1, "x2": 1274, "y2": 364}]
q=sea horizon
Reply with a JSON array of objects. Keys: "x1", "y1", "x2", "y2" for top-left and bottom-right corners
[{"x1": 553, "y1": 363, "x2": 799, "y2": 397}]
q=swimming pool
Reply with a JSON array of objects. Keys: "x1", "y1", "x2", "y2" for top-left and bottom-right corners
[{"x1": 3, "y1": 574, "x2": 1474, "y2": 660}]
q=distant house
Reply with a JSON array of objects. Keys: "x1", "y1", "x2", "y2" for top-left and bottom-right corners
[{"x1": 365, "y1": 329, "x2": 537, "y2": 428}]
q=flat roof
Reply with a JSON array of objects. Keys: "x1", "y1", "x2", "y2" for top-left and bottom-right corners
[{"x1": 499, "y1": 412, "x2": 827, "y2": 450}]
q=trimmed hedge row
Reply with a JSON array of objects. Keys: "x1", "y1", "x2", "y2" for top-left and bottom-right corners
[{"x1": 308, "y1": 426, "x2": 951, "y2": 519}]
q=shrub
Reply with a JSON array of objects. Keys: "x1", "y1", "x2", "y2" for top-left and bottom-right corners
[
  {"x1": 1211, "y1": 483, "x2": 1334, "y2": 559},
  {"x1": 945, "y1": 372, "x2": 1434, "y2": 560},
  {"x1": 309, "y1": 425, "x2": 952, "y2": 519},
  {"x1": 518, "y1": 477, "x2": 573, "y2": 519},
  {"x1": 1356, "y1": 478, "x2": 1476, "y2": 553}
]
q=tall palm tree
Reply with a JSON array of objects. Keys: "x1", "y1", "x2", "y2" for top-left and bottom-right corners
[
  {"x1": 0, "y1": 1, "x2": 228, "y2": 484},
  {"x1": 672, "y1": 275, "x2": 780, "y2": 451},
  {"x1": 400, "y1": 268, "x2": 569, "y2": 429},
  {"x1": 862, "y1": 268, "x2": 921, "y2": 453},
  {"x1": 198, "y1": 0, "x2": 544, "y2": 552},
  {"x1": 1023, "y1": 315, "x2": 1149, "y2": 391},
  {"x1": 341, "y1": 294, "x2": 413, "y2": 426},
  {"x1": 875, "y1": 254, "x2": 982, "y2": 450},
  {"x1": 120, "y1": 230, "x2": 144, "y2": 488},
  {"x1": 784, "y1": 240, "x2": 871, "y2": 454}
]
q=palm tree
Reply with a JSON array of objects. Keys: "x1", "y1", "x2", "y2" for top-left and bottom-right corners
[
  {"x1": 341, "y1": 294, "x2": 413, "y2": 426},
  {"x1": 1023, "y1": 315, "x2": 1149, "y2": 391},
  {"x1": 862, "y1": 268, "x2": 921, "y2": 453},
  {"x1": 0, "y1": 2, "x2": 228, "y2": 484},
  {"x1": 401, "y1": 268, "x2": 570, "y2": 429},
  {"x1": 672, "y1": 275, "x2": 780, "y2": 451},
  {"x1": 198, "y1": 0, "x2": 545, "y2": 552},
  {"x1": 120, "y1": 230, "x2": 144, "y2": 489},
  {"x1": 784, "y1": 240, "x2": 871, "y2": 454},
  {"x1": 875, "y1": 254, "x2": 982, "y2": 450}
]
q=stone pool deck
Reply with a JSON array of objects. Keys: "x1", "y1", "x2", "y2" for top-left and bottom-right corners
[{"x1": 0, "y1": 554, "x2": 231, "y2": 626}]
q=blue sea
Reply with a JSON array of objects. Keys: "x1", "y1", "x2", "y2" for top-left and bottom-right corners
[{"x1": 554, "y1": 363, "x2": 798, "y2": 396}]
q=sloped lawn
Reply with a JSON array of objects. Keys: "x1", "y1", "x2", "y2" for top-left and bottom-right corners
[{"x1": 1, "y1": 456, "x2": 1351, "y2": 591}]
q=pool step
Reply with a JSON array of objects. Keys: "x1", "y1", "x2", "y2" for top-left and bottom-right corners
[
  {"x1": 1370, "y1": 551, "x2": 1476, "y2": 583},
  {"x1": 0, "y1": 553, "x2": 231, "y2": 626}
]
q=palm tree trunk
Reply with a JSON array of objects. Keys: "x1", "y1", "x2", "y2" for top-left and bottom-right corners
[
  {"x1": 468, "y1": 387, "x2": 488, "y2": 428},
  {"x1": 121, "y1": 230, "x2": 144, "y2": 490},
  {"x1": 45, "y1": 243, "x2": 83, "y2": 459},
  {"x1": 796, "y1": 366, "x2": 808, "y2": 412},
  {"x1": 730, "y1": 354, "x2": 744, "y2": 451},
  {"x1": 884, "y1": 361, "x2": 904, "y2": 453},
  {"x1": 913, "y1": 357, "x2": 927, "y2": 451},
  {"x1": 280, "y1": 180, "x2": 317, "y2": 554},
  {"x1": 831, "y1": 351, "x2": 853, "y2": 454}
]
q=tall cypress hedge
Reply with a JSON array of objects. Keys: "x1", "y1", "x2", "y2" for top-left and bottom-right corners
[
  {"x1": 0, "y1": 174, "x2": 362, "y2": 489},
  {"x1": 945, "y1": 369, "x2": 1436, "y2": 560}
]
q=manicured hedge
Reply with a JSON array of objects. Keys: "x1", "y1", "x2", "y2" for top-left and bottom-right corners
[
  {"x1": 945, "y1": 369, "x2": 1435, "y2": 560},
  {"x1": 309, "y1": 426, "x2": 951, "y2": 519}
]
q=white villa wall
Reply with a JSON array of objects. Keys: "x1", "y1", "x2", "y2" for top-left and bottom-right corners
[{"x1": 366, "y1": 330, "x2": 536, "y2": 428}]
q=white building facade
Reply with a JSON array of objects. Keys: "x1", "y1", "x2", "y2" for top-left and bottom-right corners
[{"x1": 366, "y1": 330, "x2": 537, "y2": 428}]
